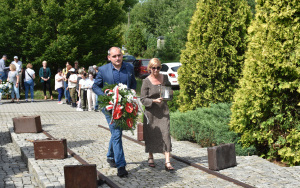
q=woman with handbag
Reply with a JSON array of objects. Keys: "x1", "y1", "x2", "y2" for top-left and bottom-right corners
[{"x1": 24, "y1": 63, "x2": 35, "y2": 102}]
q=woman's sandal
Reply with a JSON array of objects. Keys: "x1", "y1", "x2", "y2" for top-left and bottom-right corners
[
  {"x1": 148, "y1": 158, "x2": 155, "y2": 168},
  {"x1": 165, "y1": 162, "x2": 175, "y2": 172}
]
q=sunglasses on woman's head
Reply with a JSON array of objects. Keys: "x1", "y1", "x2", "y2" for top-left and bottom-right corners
[{"x1": 151, "y1": 67, "x2": 161, "y2": 70}]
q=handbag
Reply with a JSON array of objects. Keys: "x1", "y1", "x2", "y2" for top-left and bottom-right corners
[{"x1": 26, "y1": 69, "x2": 36, "y2": 86}]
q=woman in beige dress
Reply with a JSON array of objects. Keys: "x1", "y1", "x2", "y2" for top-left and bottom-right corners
[{"x1": 140, "y1": 58, "x2": 174, "y2": 172}]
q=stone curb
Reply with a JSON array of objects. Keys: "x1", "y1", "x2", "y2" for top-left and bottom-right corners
[{"x1": 8, "y1": 125, "x2": 81, "y2": 188}]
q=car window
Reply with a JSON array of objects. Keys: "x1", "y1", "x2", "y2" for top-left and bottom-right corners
[
  {"x1": 160, "y1": 64, "x2": 169, "y2": 72},
  {"x1": 124, "y1": 56, "x2": 135, "y2": 61},
  {"x1": 171, "y1": 66, "x2": 181, "y2": 72},
  {"x1": 141, "y1": 60, "x2": 149, "y2": 66}
]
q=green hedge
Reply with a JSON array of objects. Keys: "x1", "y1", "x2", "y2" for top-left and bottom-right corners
[
  {"x1": 178, "y1": 0, "x2": 252, "y2": 111},
  {"x1": 170, "y1": 103, "x2": 256, "y2": 156},
  {"x1": 167, "y1": 90, "x2": 180, "y2": 113},
  {"x1": 230, "y1": 0, "x2": 300, "y2": 166}
]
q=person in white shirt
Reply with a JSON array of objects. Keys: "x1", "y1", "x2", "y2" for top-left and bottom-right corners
[
  {"x1": 11, "y1": 56, "x2": 22, "y2": 92},
  {"x1": 86, "y1": 73, "x2": 96, "y2": 111},
  {"x1": 55, "y1": 69, "x2": 64, "y2": 104},
  {"x1": 11, "y1": 56, "x2": 22, "y2": 72},
  {"x1": 68, "y1": 68, "x2": 77, "y2": 107},
  {"x1": 78, "y1": 73, "x2": 87, "y2": 111},
  {"x1": 24, "y1": 63, "x2": 35, "y2": 102}
]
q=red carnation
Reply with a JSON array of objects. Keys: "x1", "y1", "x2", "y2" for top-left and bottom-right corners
[
  {"x1": 125, "y1": 102, "x2": 134, "y2": 113},
  {"x1": 126, "y1": 118, "x2": 133, "y2": 128}
]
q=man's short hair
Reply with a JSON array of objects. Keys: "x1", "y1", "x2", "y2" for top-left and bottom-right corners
[
  {"x1": 3, "y1": 55, "x2": 7, "y2": 58},
  {"x1": 108, "y1": 47, "x2": 121, "y2": 55}
]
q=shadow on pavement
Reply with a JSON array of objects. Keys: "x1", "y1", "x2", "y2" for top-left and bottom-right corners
[
  {"x1": 67, "y1": 139, "x2": 96, "y2": 148},
  {"x1": 111, "y1": 158, "x2": 183, "y2": 187}
]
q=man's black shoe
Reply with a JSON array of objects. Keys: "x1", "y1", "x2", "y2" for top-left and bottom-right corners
[
  {"x1": 117, "y1": 166, "x2": 128, "y2": 178},
  {"x1": 107, "y1": 159, "x2": 116, "y2": 168}
]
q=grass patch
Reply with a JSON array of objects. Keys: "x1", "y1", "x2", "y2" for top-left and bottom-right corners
[{"x1": 16, "y1": 78, "x2": 142, "y2": 100}]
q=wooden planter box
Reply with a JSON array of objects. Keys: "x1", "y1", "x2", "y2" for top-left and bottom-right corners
[
  {"x1": 207, "y1": 143, "x2": 237, "y2": 171},
  {"x1": 12, "y1": 115, "x2": 42, "y2": 133},
  {"x1": 137, "y1": 122, "x2": 144, "y2": 141},
  {"x1": 64, "y1": 164, "x2": 97, "y2": 188},
  {"x1": 34, "y1": 138, "x2": 67, "y2": 160}
]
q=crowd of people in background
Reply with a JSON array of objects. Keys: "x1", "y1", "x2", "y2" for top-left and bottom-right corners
[
  {"x1": 56, "y1": 61, "x2": 99, "y2": 111},
  {"x1": 0, "y1": 54, "x2": 99, "y2": 111},
  {"x1": 0, "y1": 55, "x2": 22, "y2": 103}
]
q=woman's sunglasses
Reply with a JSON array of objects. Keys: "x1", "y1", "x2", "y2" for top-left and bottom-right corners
[{"x1": 151, "y1": 67, "x2": 161, "y2": 70}]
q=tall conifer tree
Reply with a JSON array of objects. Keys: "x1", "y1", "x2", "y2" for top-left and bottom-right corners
[
  {"x1": 178, "y1": 0, "x2": 252, "y2": 111},
  {"x1": 230, "y1": 0, "x2": 300, "y2": 165}
]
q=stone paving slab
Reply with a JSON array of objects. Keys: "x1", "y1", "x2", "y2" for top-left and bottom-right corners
[
  {"x1": 0, "y1": 125, "x2": 38, "y2": 188},
  {"x1": 1, "y1": 99, "x2": 300, "y2": 187},
  {"x1": 8, "y1": 127, "x2": 83, "y2": 188}
]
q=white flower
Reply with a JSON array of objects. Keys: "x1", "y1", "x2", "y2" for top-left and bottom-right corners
[
  {"x1": 118, "y1": 83, "x2": 128, "y2": 90},
  {"x1": 130, "y1": 89, "x2": 136, "y2": 97},
  {"x1": 126, "y1": 94, "x2": 134, "y2": 103}
]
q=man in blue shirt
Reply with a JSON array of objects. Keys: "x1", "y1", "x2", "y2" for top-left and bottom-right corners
[{"x1": 93, "y1": 47, "x2": 136, "y2": 177}]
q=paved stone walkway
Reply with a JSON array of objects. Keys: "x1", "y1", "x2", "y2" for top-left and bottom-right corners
[
  {"x1": 0, "y1": 126, "x2": 38, "y2": 188},
  {"x1": 0, "y1": 99, "x2": 299, "y2": 187}
]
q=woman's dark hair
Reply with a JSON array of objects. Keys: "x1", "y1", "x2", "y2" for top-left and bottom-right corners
[{"x1": 57, "y1": 68, "x2": 62, "y2": 73}]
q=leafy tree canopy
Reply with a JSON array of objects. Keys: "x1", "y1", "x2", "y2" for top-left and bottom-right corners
[
  {"x1": 0, "y1": 0, "x2": 132, "y2": 72},
  {"x1": 126, "y1": 0, "x2": 197, "y2": 59}
]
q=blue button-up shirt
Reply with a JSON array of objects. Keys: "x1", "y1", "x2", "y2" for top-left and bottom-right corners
[{"x1": 112, "y1": 63, "x2": 128, "y2": 85}]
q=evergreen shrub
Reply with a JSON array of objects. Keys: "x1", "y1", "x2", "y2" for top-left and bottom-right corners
[
  {"x1": 170, "y1": 103, "x2": 256, "y2": 156},
  {"x1": 167, "y1": 90, "x2": 180, "y2": 113},
  {"x1": 178, "y1": 0, "x2": 252, "y2": 111},
  {"x1": 230, "y1": 0, "x2": 300, "y2": 166}
]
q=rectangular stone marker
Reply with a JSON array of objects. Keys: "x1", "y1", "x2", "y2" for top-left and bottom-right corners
[
  {"x1": 12, "y1": 116, "x2": 43, "y2": 133},
  {"x1": 64, "y1": 164, "x2": 97, "y2": 188},
  {"x1": 207, "y1": 143, "x2": 237, "y2": 171},
  {"x1": 34, "y1": 139, "x2": 67, "y2": 160},
  {"x1": 137, "y1": 123, "x2": 144, "y2": 141}
]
